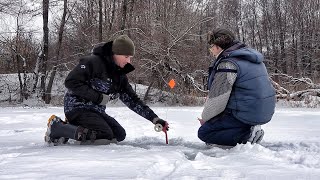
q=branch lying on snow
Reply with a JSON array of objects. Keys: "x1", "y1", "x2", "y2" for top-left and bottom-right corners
[
  {"x1": 270, "y1": 75, "x2": 320, "y2": 102},
  {"x1": 289, "y1": 89, "x2": 320, "y2": 101},
  {"x1": 271, "y1": 73, "x2": 320, "y2": 89},
  {"x1": 270, "y1": 78, "x2": 290, "y2": 99}
]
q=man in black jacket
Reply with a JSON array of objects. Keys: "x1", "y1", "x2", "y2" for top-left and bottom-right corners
[{"x1": 45, "y1": 35, "x2": 169, "y2": 145}]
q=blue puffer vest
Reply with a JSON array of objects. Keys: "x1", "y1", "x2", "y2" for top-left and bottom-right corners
[{"x1": 208, "y1": 42, "x2": 276, "y2": 125}]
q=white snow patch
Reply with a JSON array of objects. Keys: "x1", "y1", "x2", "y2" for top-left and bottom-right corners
[{"x1": 0, "y1": 107, "x2": 320, "y2": 179}]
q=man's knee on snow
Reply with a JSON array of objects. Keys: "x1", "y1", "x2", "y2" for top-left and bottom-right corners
[
  {"x1": 115, "y1": 129, "x2": 126, "y2": 142},
  {"x1": 197, "y1": 124, "x2": 221, "y2": 144},
  {"x1": 198, "y1": 126, "x2": 209, "y2": 142},
  {"x1": 99, "y1": 129, "x2": 114, "y2": 140}
]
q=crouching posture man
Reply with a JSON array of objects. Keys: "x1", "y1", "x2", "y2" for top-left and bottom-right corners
[
  {"x1": 45, "y1": 35, "x2": 169, "y2": 145},
  {"x1": 198, "y1": 28, "x2": 276, "y2": 147}
]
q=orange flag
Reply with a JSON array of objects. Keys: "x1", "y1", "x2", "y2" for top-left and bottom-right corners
[{"x1": 168, "y1": 79, "x2": 176, "y2": 89}]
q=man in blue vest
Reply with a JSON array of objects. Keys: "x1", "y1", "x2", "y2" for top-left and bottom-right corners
[{"x1": 198, "y1": 28, "x2": 276, "y2": 146}]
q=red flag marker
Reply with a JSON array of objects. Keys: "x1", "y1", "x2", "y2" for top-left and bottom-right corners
[{"x1": 168, "y1": 79, "x2": 176, "y2": 89}]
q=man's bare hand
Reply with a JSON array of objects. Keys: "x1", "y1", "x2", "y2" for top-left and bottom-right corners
[{"x1": 198, "y1": 117, "x2": 205, "y2": 125}]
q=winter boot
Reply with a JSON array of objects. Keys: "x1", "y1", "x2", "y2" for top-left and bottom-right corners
[
  {"x1": 247, "y1": 125, "x2": 264, "y2": 144},
  {"x1": 45, "y1": 115, "x2": 84, "y2": 146}
]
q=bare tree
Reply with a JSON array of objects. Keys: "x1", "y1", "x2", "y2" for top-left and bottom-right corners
[
  {"x1": 98, "y1": 0, "x2": 103, "y2": 41},
  {"x1": 120, "y1": 0, "x2": 128, "y2": 31},
  {"x1": 1, "y1": 0, "x2": 320, "y2": 105},
  {"x1": 109, "y1": 0, "x2": 116, "y2": 32},
  {"x1": 0, "y1": 0, "x2": 40, "y2": 102},
  {"x1": 40, "y1": 0, "x2": 49, "y2": 101},
  {"x1": 45, "y1": 0, "x2": 68, "y2": 104}
]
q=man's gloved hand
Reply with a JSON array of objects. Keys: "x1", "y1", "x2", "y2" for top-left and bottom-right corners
[
  {"x1": 99, "y1": 93, "x2": 120, "y2": 105},
  {"x1": 99, "y1": 94, "x2": 110, "y2": 105},
  {"x1": 153, "y1": 117, "x2": 169, "y2": 132}
]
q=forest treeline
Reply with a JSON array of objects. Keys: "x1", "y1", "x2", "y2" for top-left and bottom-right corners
[{"x1": 0, "y1": 0, "x2": 319, "y2": 105}]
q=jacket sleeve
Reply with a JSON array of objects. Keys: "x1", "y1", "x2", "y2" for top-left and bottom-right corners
[
  {"x1": 65, "y1": 59, "x2": 102, "y2": 104},
  {"x1": 119, "y1": 76, "x2": 158, "y2": 122},
  {"x1": 201, "y1": 61, "x2": 237, "y2": 122}
]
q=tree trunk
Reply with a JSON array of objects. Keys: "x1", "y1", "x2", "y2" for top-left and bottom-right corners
[
  {"x1": 143, "y1": 80, "x2": 155, "y2": 102},
  {"x1": 15, "y1": 16, "x2": 23, "y2": 102},
  {"x1": 98, "y1": 0, "x2": 103, "y2": 42},
  {"x1": 15, "y1": 54, "x2": 24, "y2": 102},
  {"x1": 120, "y1": 0, "x2": 128, "y2": 31},
  {"x1": 127, "y1": 0, "x2": 135, "y2": 36},
  {"x1": 45, "y1": 0, "x2": 67, "y2": 104},
  {"x1": 40, "y1": 0, "x2": 49, "y2": 101},
  {"x1": 109, "y1": 0, "x2": 116, "y2": 31},
  {"x1": 32, "y1": 52, "x2": 41, "y2": 93}
]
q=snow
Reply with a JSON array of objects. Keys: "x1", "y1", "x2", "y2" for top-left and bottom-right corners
[{"x1": 1, "y1": 106, "x2": 320, "y2": 179}]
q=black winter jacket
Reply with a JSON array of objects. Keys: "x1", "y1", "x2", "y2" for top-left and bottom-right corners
[{"x1": 64, "y1": 41, "x2": 158, "y2": 122}]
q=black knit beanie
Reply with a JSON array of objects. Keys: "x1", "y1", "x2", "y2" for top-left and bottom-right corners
[
  {"x1": 208, "y1": 28, "x2": 235, "y2": 49},
  {"x1": 112, "y1": 35, "x2": 135, "y2": 56}
]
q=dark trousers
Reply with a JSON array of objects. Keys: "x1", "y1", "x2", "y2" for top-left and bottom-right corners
[
  {"x1": 66, "y1": 110, "x2": 126, "y2": 142},
  {"x1": 198, "y1": 110, "x2": 251, "y2": 146}
]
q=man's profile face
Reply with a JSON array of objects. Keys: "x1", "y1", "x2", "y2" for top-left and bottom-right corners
[
  {"x1": 113, "y1": 55, "x2": 132, "y2": 68},
  {"x1": 209, "y1": 44, "x2": 223, "y2": 58}
]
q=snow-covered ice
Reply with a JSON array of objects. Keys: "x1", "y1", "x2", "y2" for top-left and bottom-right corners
[{"x1": 0, "y1": 106, "x2": 320, "y2": 179}]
